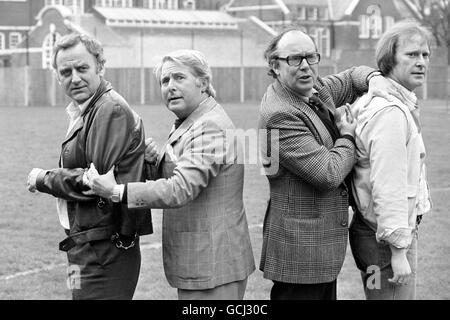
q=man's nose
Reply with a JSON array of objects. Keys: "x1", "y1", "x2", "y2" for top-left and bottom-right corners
[
  {"x1": 71, "y1": 71, "x2": 81, "y2": 83},
  {"x1": 298, "y1": 58, "x2": 310, "y2": 70},
  {"x1": 416, "y1": 55, "x2": 427, "y2": 67},
  {"x1": 167, "y1": 78, "x2": 177, "y2": 90}
]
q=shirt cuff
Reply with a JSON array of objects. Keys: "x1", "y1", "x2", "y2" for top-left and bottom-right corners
[
  {"x1": 377, "y1": 227, "x2": 414, "y2": 249},
  {"x1": 111, "y1": 184, "x2": 125, "y2": 203}
]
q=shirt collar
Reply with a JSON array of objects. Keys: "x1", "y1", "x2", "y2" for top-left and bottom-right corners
[
  {"x1": 65, "y1": 95, "x2": 94, "y2": 120},
  {"x1": 388, "y1": 78, "x2": 418, "y2": 112}
]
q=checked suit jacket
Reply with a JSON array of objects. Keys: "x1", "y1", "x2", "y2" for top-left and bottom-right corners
[
  {"x1": 127, "y1": 97, "x2": 255, "y2": 290},
  {"x1": 258, "y1": 67, "x2": 373, "y2": 284}
]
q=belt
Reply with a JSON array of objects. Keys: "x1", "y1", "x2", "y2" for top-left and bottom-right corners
[{"x1": 59, "y1": 225, "x2": 117, "y2": 252}]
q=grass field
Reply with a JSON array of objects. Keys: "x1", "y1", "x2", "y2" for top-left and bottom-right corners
[{"x1": 0, "y1": 100, "x2": 449, "y2": 300}]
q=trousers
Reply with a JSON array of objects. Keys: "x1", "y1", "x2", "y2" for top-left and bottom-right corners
[
  {"x1": 177, "y1": 278, "x2": 248, "y2": 300},
  {"x1": 349, "y1": 211, "x2": 417, "y2": 300},
  {"x1": 270, "y1": 280, "x2": 337, "y2": 300},
  {"x1": 66, "y1": 237, "x2": 141, "y2": 300}
]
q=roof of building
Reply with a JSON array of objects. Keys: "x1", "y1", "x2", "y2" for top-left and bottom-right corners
[
  {"x1": 93, "y1": 7, "x2": 238, "y2": 29},
  {"x1": 283, "y1": 0, "x2": 329, "y2": 6},
  {"x1": 329, "y1": 0, "x2": 357, "y2": 20}
]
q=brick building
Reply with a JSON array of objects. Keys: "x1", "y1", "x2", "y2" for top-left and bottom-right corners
[{"x1": 2, "y1": 0, "x2": 274, "y2": 68}]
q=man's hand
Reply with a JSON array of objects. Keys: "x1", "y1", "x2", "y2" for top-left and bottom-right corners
[
  {"x1": 367, "y1": 75, "x2": 406, "y2": 104},
  {"x1": 145, "y1": 137, "x2": 158, "y2": 164},
  {"x1": 86, "y1": 163, "x2": 117, "y2": 199},
  {"x1": 389, "y1": 246, "x2": 412, "y2": 286},
  {"x1": 335, "y1": 103, "x2": 356, "y2": 137},
  {"x1": 27, "y1": 168, "x2": 45, "y2": 193}
]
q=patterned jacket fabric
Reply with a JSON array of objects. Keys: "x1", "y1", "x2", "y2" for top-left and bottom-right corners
[
  {"x1": 128, "y1": 97, "x2": 255, "y2": 290},
  {"x1": 258, "y1": 66, "x2": 373, "y2": 284}
]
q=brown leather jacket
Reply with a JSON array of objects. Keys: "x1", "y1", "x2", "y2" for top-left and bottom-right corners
[{"x1": 36, "y1": 79, "x2": 152, "y2": 246}]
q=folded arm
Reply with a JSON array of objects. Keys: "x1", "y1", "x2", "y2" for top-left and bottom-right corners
[{"x1": 267, "y1": 110, "x2": 356, "y2": 191}]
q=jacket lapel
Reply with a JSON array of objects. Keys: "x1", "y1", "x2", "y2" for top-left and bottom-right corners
[
  {"x1": 156, "y1": 97, "x2": 217, "y2": 168},
  {"x1": 273, "y1": 81, "x2": 334, "y2": 148}
]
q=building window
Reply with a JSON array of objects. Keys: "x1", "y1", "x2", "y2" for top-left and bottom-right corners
[
  {"x1": 359, "y1": 15, "x2": 370, "y2": 38},
  {"x1": 45, "y1": 0, "x2": 63, "y2": 5},
  {"x1": 95, "y1": 0, "x2": 132, "y2": 7},
  {"x1": 9, "y1": 32, "x2": 22, "y2": 49},
  {"x1": 45, "y1": 0, "x2": 84, "y2": 13},
  {"x1": 359, "y1": 5, "x2": 382, "y2": 39},
  {"x1": 42, "y1": 30, "x2": 61, "y2": 69},
  {"x1": 318, "y1": 7, "x2": 328, "y2": 20},
  {"x1": 142, "y1": 0, "x2": 178, "y2": 9},
  {"x1": 296, "y1": 7, "x2": 306, "y2": 20},
  {"x1": 0, "y1": 33, "x2": 5, "y2": 51},
  {"x1": 310, "y1": 27, "x2": 330, "y2": 58},
  {"x1": 307, "y1": 7, "x2": 317, "y2": 20},
  {"x1": 182, "y1": 0, "x2": 195, "y2": 10},
  {"x1": 385, "y1": 16, "x2": 395, "y2": 31}
]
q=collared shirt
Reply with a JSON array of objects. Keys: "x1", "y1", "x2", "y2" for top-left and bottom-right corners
[
  {"x1": 352, "y1": 78, "x2": 432, "y2": 248},
  {"x1": 56, "y1": 97, "x2": 93, "y2": 229}
]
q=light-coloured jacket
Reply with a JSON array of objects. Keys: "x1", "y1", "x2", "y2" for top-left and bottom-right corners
[
  {"x1": 352, "y1": 80, "x2": 432, "y2": 249},
  {"x1": 127, "y1": 97, "x2": 255, "y2": 290}
]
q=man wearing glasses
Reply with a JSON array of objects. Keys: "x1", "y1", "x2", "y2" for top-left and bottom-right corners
[{"x1": 258, "y1": 28, "x2": 396, "y2": 299}]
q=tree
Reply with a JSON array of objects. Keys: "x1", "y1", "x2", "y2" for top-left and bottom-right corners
[{"x1": 406, "y1": 0, "x2": 450, "y2": 64}]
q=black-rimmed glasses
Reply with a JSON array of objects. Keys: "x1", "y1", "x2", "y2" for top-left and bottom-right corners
[{"x1": 275, "y1": 53, "x2": 321, "y2": 66}]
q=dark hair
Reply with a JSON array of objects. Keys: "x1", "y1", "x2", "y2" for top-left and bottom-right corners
[
  {"x1": 376, "y1": 20, "x2": 433, "y2": 76},
  {"x1": 263, "y1": 27, "x2": 318, "y2": 79},
  {"x1": 52, "y1": 33, "x2": 106, "y2": 72}
]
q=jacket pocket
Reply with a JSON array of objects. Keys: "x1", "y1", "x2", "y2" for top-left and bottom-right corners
[
  {"x1": 285, "y1": 179, "x2": 319, "y2": 218},
  {"x1": 167, "y1": 231, "x2": 213, "y2": 282}
]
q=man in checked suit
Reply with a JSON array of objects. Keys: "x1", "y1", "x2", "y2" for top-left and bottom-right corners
[
  {"x1": 258, "y1": 28, "x2": 396, "y2": 300},
  {"x1": 85, "y1": 49, "x2": 255, "y2": 300}
]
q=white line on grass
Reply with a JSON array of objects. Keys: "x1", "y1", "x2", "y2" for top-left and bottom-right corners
[
  {"x1": 0, "y1": 223, "x2": 264, "y2": 281},
  {"x1": 0, "y1": 263, "x2": 66, "y2": 281}
]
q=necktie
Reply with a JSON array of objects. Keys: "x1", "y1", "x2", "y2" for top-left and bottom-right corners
[
  {"x1": 308, "y1": 95, "x2": 331, "y2": 122},
  {"x1": 174, "y1": 118, "x2": 183, "y2": 130}
]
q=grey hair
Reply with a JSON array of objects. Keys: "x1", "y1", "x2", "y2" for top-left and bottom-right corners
[
  {"x1": 52, "y1": 33, "x2": 106, "y2": 72},
  {"x1": 153, "y1": 49, "x2": 216, "y2": 98},
  {"x1": 376, "y1": 20, "x2": 433, "y2": 76}
]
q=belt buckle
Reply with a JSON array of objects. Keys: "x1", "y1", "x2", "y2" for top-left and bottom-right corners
[{"x1": 112, "y1": 232, "x2": 136, "y2": 250}]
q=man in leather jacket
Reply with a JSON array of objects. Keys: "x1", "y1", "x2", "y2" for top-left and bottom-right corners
[{"x1": 26, "y1": 33, "x2": 152, "y2": 300}]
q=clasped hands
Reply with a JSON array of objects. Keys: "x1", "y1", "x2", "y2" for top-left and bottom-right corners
[{"x1": 83, "y1": 137, "x2": 158, "y2": 198}]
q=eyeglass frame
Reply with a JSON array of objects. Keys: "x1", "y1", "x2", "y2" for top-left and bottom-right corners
[{"x1": 274, "y1": 53, "x2": 321, "y2": 66}]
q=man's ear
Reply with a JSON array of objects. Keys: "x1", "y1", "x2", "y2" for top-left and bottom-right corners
[
  {"x1": 98, "y1": 66, "x2": 105, "y2": 77},
  {"x1": 271, "y1": 60, "x2": 280, "y2": 76},
  {"x1": 53, "y1": 69, "x2": 61, "y2": 85},
  {"x1": 196, "y1": 78, "x2": 208, "y2": 92}
]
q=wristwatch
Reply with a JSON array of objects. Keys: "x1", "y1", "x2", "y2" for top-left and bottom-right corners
[{"x1": 110, "y1": 185, "x2": 124, "y2": 203}]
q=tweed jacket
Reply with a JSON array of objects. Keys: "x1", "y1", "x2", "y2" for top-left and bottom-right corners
[
  {"x1": 36, "y1": 79, "x2": 153, "y2": 244},
  {"x1": 258, "y1": 66, "x2": 373, "y2": 284},
  {"x1": 127, "y1": 97, "x2": 255, "y2": 290}
]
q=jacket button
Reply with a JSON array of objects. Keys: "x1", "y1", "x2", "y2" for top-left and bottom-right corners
[
  {"x1": 341, "y1": 190, "x2": 348, "y2": 196},
  {"x1": 98, "y1": 199, "x2": 106, "y2": 208},
  {"x1": 341, "y1": 220, "x2": 348, "y2": 227}
]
